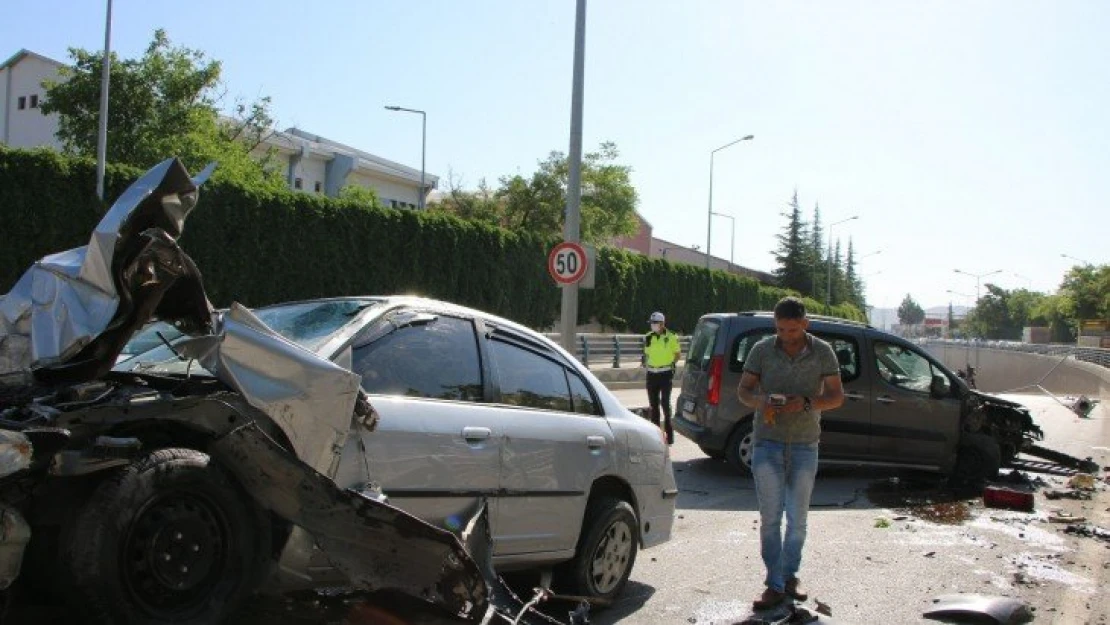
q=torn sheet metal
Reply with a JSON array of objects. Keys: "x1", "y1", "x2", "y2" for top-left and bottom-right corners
[
  {"x1": 178, "y1": 303, "x2": 362, "y2": 475},
  {"x1": 0, "y1": 505, "x2": 30, "y2": 590},
  {"x1": 923, "y1": 593, "x2": 1033, "y2": 624},
  {"x1": 211, "y1": 423, "x2": 489, "y2": 621},
  {"x1": 0, "y1": 430, "x2": 31, "y2": 478},
  {"x1": 0, "y1": 158, "x2": 207, "y2": 372}
]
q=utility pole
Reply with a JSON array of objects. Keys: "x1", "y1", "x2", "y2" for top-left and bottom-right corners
[{"x1": 559, "y1": 0, "x2": 587, "y2": 354}]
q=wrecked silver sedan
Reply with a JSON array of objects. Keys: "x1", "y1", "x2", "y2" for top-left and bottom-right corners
[{"x1": 0, "y1": 158, "x2": 674, "y2": 623}]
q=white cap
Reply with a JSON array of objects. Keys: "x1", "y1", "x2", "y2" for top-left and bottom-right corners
[{"x1": 649, "y1": 311, "x2": 665, "y2": 323}]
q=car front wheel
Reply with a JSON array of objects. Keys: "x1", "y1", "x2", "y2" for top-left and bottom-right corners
[
  {"x1": 560, "y1": 497, "x2": 638, "y2": 602},
  {"x1": 952, "y1": 433, "x2": 1002, "y2": 484},
  {"x1": 65, "y1": 448, "x2": 272, "y2": 625}
]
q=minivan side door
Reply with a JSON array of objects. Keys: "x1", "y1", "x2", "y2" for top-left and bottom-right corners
[
  {"x1": 809, "y1": 331, "x2": 871, "y2": 462},
  {"x1": 484, "y1": 327, "x2": 614, "y2": 557},
  {"x1": 868, "y1": 339, "x2": 961, "y2": 469},
  {"x1": 333, "y1": 311, "x2": 503, "y2": 529}
]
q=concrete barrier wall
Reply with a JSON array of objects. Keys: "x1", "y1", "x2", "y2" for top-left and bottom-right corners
[{"x1": 926, "y1": 345, "x2": 1110, "y2": 399}]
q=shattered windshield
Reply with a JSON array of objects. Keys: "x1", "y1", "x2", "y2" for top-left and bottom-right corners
[{"x1": 117, "y1": 299, "x2": 380, "y2": 375}]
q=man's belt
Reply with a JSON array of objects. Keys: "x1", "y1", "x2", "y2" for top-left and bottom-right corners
[{"x1": 647, "y1": 366, "x2": 675, "y2": 373}]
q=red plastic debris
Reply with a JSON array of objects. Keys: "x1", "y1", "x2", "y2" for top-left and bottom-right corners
[{"x1": 983, "y1": 485, "x2": 1034, "y2": 512}]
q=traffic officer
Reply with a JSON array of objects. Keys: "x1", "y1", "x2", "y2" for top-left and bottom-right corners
[{"x1": 643, "y1": 311, "x2": 682, "y2": 444}]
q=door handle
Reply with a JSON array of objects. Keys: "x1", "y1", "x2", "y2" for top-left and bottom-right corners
[
  {"x1": 844, "y1": 392, "x2": 866, "y2": 401},
  {"x1": 586, "y1": 435, "x2": 607, "y2": 450},
  {"x1": 462, "y1": 426, "x2": 492, "y2": 442},
  {"x1": 876, "y1": 396, "x2": 896, "y2": 404}
]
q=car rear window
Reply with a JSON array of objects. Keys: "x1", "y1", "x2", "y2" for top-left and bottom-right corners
[{"x1": 685, "y1": 319, "x2": 720, "y2": 372}]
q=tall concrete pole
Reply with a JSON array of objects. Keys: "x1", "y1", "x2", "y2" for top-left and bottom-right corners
[
  {"x1": 96, "y1": 0, "x2": 113, "y2": 201},
  {"x1": 560, "y1": 0, "x2": 586, "y2": 354}
]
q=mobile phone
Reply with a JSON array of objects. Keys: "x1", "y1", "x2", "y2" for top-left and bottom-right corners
[{"x1": 768, "y1": 393, "x2": 787, "y2": 406}]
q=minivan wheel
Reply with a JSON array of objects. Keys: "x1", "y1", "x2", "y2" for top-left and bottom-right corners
[
  {"x1": 64, "y1": 448, "x2": 271, "y2": 625},
  {"x1": 724, "y1": 419, "x2": 755, "y2": 475},
  {"x1": 558, "y1": 497, "x2": 638, "y2": 603},
  {"x1": 952, "y1": 433, "x2": 1002, "y2": 484}
]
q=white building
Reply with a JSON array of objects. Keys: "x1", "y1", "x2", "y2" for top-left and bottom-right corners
[
  {"x1": 0, "y1": 49, "x2": 65, "y2": 150},
  {"x1": 0, "y1": 48, "x2": 436, "y2": 208}
]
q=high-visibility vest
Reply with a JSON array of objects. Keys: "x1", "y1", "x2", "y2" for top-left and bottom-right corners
[{"x1": 643, "y1": 330, "x2": 679, "y2": 369}]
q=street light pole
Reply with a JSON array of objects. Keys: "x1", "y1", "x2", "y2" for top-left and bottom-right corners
[
  {"x1": 706, "y1": 135, "x2": 753, "y2": 270},
  {"x1": 1060, "y1": 253, "x2": 1092, "y2": 266},
  {"x1": 384, "y1": 105, "x2": 427, "y2": 209},
  {"x1": 95, "y1": 0, "x2": 113, "y2": 201},
  {"x1": 826, "y1": 215, "x2": 859, "y2": 308},
  {"x1": 953, "y1": 268, "x2": 1001, "y2": 369},
  {"x1": 710, "y1": 211, "x2": 735, "y2": 267}
]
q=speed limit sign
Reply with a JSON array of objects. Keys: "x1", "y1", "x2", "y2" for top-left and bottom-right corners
[{"x1": 548, "y1": 242, "x2": 588, "y2": 285}]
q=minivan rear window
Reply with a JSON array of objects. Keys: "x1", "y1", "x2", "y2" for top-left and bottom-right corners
[
  {"x1": 729, "y1": 330, "x2": 774, "y2": 372},
  {"x1": 685, "y1": 320, "x2": 720, "y2": 372}
]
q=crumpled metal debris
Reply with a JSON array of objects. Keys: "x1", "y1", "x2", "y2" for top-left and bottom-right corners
[
  {"x1": 0, "y1": 430, "x2": 31, "y2": 478},
  {"x1": 923, "y1": 593, "x2": 1033, "y2": 624}
]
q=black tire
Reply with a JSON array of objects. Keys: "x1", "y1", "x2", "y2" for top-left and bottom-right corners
[
  {"x1": 64, "y1": 448, "x2": 272, "y2": 625},
  {"x1": 952, "y1": 433, "x2": 1002, "y2": 484},
  {"x1": 698, "y1": 445, "x2": 726, "y2": 460},
  {"x1": 724, "y1": 418, "x2": 755, "y2": 475},
  {"x1": 560, "y1": 497, "x2": 639, "y2": 602}
]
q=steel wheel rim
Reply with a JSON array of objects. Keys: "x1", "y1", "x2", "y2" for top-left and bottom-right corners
[
  {"x1": 738, "y1": 432, "x2": 754, "y2": 469},
  {"x1": 589, "y1": 518, "x2": 633, "y2": 594},
  {"x1": 122, "y1": 489, "x2": 231, "y2": 616}
]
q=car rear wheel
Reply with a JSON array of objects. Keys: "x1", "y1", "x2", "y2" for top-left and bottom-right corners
[
  {"x1": 952, "y1": 433, "x2": 1001, "y2": 484},
  {"x1": 724, "y1": 419, "x2": 755, "y2": 475},
  {"x1": 559, "y1": 497, "x2": 638, "y2": 603},
  {"x1": 64, "y1": 448, "x2": 271, "y2": 625}
]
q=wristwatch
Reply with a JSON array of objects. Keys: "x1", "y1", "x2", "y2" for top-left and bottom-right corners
[{"x1": 803, "y1": 396, "x2": 813, "y2": 411}]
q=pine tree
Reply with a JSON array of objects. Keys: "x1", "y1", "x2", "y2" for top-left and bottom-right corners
[
  {"x1": 809, "y1": 203, "x2": 824, "y2": 301},
  {"x1": 773, "y1": 190, "x2": 811, "y2": 294}
]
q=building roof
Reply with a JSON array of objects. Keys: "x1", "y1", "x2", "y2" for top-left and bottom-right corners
[
  {"x1": 265, "y1": 127, "x2": 438, "y2": 188},
  {"x1": 0, "y1": 49, "x2": 65, "y2": 72}
]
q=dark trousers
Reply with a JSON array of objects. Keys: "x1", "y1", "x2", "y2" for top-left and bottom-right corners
[{"x1": 646, "y1": 370, "x2": 675, "y2": 443}]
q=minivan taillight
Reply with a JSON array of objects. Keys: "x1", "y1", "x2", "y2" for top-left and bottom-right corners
[{"x1": 706, "y1": 355, "x2": 724, "y2": 406}]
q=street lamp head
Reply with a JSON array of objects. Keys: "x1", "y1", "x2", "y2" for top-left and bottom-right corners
[
  {"x1": 384, "y1": 105, "x2": 400, "y2": 111},
  {"x1": 742, "y1": 134, "x2": 754, "y2": 141}
]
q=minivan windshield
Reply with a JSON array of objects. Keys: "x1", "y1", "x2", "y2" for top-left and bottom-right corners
[{"x1": 117, "y1": 299, "x2": 380, "y2": 375}]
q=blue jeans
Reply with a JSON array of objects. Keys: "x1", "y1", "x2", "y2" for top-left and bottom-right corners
[{"x1": 751, "y1": 439, "x2": 819, "y2": 592}]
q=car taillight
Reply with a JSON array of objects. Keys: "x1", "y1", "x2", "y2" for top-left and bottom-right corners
[{"x1": 706, "y1": 355, "x2": 724, "y2": 406}]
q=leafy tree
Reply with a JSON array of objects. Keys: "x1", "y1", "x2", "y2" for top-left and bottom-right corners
[
  {"x1": 41, "y1": 29, "x2": 281, "y2": 189},
  {"x1": 429, "y1": 172, "x2": 502, "y2": 222},
  {"x1": 1058, "y1": 263, "x2": 1110, "y2": 321},
  {"x1": 897, "y1": 294, "x2": 925, "y2": 326},
  {"x1": 947, "y1": 302, "x2": 957, "y2": 337},
  {"x1": 337, "y1": 184, "x2": 384, "y2": 210},
  {"x1": 773, "y1": 190, "x2": 812, "y2": 295},
  {"x1": 968, "y1": 284, "x2": 1019, "y2": 339}
]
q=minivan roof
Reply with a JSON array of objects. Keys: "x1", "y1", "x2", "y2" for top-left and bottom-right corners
[{"x1": 706, "y1": 311, "x2": 873, "y2": 330}]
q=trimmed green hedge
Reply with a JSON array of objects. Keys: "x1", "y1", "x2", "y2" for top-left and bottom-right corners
[{"x1": 0, "y1": 148, "x2": 863, "y2": 332}]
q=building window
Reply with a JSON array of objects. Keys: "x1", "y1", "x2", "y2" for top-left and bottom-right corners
[
  {"x1": 314, "y1": 181, "x2": 322, "y2": 193},
  {"x1": 17, "y1": 96, "x2": 26, "y2": 110},
  {"x1": 294, "y1": 177, "x2": 303, "y2": 190},
  {"x1": 29, "y1": 95, "x2": 39, "y2": 108}
]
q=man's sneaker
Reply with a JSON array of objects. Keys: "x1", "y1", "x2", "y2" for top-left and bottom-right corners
[
  {"x1": 785, "y1": 577, "x2": 808, "y2": 601},
  {"x1": 752, "y1": 587, "x2": 788, "y2": 611}
]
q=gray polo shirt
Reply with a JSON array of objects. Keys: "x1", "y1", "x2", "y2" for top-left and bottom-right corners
[{"x1": 743, "y1": 333, "x2": 840, "y2": 444}]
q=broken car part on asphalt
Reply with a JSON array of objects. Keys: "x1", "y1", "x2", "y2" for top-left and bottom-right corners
[
  {"x1": 923, "y1": 593, "x2": 1033, "y2": 625},
  {"x1": 0, "y1": 158, "x2": 571, "y2": 624}
]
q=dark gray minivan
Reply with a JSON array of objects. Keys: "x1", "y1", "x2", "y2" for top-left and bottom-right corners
[{"x1": 673, "y1": 312, "x2": 1046, "y2": 482}]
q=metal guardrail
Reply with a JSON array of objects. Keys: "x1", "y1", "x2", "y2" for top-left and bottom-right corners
[
  {"x1": 545, "y1": 333, "x2": 692, "y2": 369},
  {"x1": 924, "y1": 339, "x2": 1110, "y2": 370}
]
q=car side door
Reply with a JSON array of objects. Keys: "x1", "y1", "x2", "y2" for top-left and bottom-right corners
[
  {"x1": 868, "y1": 338, "x2": 961, "y2": 469},
  {"x1": 809, "y1": 331, "x2": 871, "y2": 462},
  {"x1": 483, "y1": 326, "x2": 615, "y2": 557},
  {"x1": 332, "y1": 309, "x2": 502, "y2": 529}
]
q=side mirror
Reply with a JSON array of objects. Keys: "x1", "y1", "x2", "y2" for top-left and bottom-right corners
[{"x1": 930, "y1": 374, "x2": 949, "y2": 399}]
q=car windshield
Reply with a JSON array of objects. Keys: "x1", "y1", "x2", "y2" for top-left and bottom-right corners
[{"x1": 117, "y1": 299, "x2": 380, "y2": 376}]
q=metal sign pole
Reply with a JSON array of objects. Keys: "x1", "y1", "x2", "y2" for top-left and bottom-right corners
[{"x1": 559, "y1": 0, "x2": 587, "y2": 355}]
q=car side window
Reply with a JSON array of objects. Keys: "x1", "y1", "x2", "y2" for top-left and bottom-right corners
[
  {"x1": 729, "y1": 329, "x2": 773, "y2": 372},
  {"x1": 489, "y1": 339, "x2": 574, "y2": 412},
  {"x1": 567, "y1": 370, "x2": 600, "y2": 415},
  {"x1": 352, "y1": 315, "x2": 483, "y2": 401},
  {"x1": 873, "y1": 341, "x2": 946, "y2": 394},
  {"x1": 686, "y1": 320, "x2": 720, "y2": 372},
  {"x1": 814, "y1": 334, "x2": 860, "y2": 382}
]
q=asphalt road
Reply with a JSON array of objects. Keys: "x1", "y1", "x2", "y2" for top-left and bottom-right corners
[{"x1": 595, "y1": 388, "x2": 1110, "y2": 625}]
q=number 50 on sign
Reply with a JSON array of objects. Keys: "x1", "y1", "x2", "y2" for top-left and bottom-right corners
[{"x1": 548, "y1": 242, "x2": 588, "y2": 285}]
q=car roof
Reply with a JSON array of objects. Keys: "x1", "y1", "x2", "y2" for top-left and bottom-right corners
[{"x1": 700, "y1": 311, "x2": 873, "y2": 330}]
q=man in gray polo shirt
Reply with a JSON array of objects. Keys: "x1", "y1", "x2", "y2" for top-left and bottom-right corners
[{"x1": 737, "y1": 297, "x2": 844, "y2": 611}]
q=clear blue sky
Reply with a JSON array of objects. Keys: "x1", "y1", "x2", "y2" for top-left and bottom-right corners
[{"x1": 5, "y1": 0, "x2": 1106, "y2": 312}]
